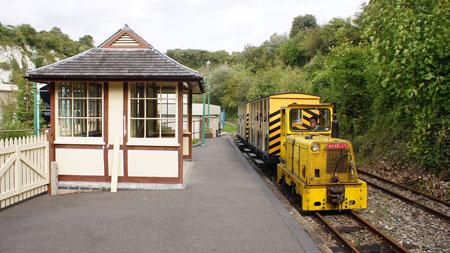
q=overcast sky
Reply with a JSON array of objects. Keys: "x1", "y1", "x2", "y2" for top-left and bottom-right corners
[{"x1": 1, "y1": 0, "x2": 366, "y2": 53}]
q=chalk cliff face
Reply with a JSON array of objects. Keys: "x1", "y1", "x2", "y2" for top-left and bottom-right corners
[{"x1": 0, "y1": 45, "x2": 34, "y2": 84}]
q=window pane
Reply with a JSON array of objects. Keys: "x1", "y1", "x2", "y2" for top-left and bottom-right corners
[
  {"x1": 73, "y1": 83, "x2": 87, "y2": 97},
  {"x1": 58, "y1": 83, "x2": 72, "y2": 97},
  {"x1": 58, "y1": 119, "x2": 72, "y2": 136},
  {"x1": 146, "y1": 119, "x2": 159, "y2": 137},
  {"x1": 183, "y1": 94, "x2": 188, "y2": 131},
  {"x1": 131, "y1": 119, "x2": 144, "y2": 137},
  {"x1": 73, "y1": 99, "x2": 87, "y2": 117},
  {"x1": 89, "y1": 83, "x2": 102, "y2": 98},
  {"x1": 161, "y1": 119, "x2": 176, "y2": 138},
  {"x1": 290, "y1": 109, "x2": 303, "y2": 131},
  {"x1": 159, "y1": 100, "x2": 176, "y2": 118},
  {"x1": 131, "y1": 83, "x2": 145, "y2": 98},
  {"x1": 73, "y1": 119, "x2": 87, "y2": 137},
  {"x1": 161, "y1": 86, "x2": 176, "y2": 99},
  {"x1": 57, "y1": 82, "x2": 103, "y2": 138},
  {"x1": 146, "y1": 99, "x2": 158, "y2": 118},
  {"x1": 88, "y1": 99, "x2": 102, "y2": 117},
  {"x1": 58, "y1": 99, "x2": 72, "y2": 117},
  {"x1": 88, "y1": 119, "x2": 102, "y2": 137},
  {"x1": 131, "y1": 100, "x2": 145, "y2": 118},
  {"x1": 146, "y1": 83, "x2": 158, "y2": 99}
]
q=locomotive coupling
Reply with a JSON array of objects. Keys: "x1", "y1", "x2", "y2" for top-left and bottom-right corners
[{"x1": 327, "y1": 186, "x2": 345, "y2": 206}]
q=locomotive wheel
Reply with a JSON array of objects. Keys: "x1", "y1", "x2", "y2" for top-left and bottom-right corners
[
  {"x1": 295, "y1": 195, "x2": 302, "y2": 210},
  {"x1": 278, "y1": 175, "x2": 285, "y2": 185},
  {"x1": 290, "y1": 183, "x2": 296, "y2": 196}
]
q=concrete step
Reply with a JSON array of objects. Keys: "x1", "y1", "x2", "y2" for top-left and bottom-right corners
[
  {"x1": 249, "y1": 153, "x2": 256, "y2": 157},
  {"x1": 244, "y1": 148, "x2": 251, "y2": 152}
]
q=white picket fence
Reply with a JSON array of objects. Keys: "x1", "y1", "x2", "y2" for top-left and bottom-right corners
[{"x1": 0, "y1": 135, "x2": 49, "y2": 208}]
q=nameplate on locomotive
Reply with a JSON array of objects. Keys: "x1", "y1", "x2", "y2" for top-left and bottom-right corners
[{"x1": 326, "y1": 143, "x2": 348, "y2": 150}]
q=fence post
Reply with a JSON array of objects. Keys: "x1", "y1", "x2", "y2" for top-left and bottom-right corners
[
  {"x1": 14, "y1": 139, "x2": 21, "y2": 195},
  {"x1": 50, "y1": 162, "x2": 58, "y2": 195}
]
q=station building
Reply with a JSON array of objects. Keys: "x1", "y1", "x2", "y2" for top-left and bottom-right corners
[{"x1": 25, "y1": 25, "x2": 203, "y2": 189}]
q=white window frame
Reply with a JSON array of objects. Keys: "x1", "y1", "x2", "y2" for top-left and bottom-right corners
[
  {"x1": 54, "y1": 81, "x2": 104, "y2": 145},
  {"x1": 127, "y1": 82, "x2": 179, "y2": 146}
]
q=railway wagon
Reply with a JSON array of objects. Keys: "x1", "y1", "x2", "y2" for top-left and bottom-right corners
[
  {"x1": 237, "y1": 93, "x2": 320, "y2": 164},
  {"x1": 277, "y1": 103, "x2": 367, "y2": 211},
  {"x1": 237, "y1": 103, "x2": 249, "y2": 144}
]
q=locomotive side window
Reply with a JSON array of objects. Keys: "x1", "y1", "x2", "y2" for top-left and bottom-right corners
[
  {"x1": 289, "y1": 108, "x2": 331, "y2": 132},
  {"x1": 290, "y1": 109, "x2": 302, "y2": 131}
]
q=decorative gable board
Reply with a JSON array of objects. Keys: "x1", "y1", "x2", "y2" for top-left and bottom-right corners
[
  {"x1": 101, "y1": 30, "x2": 151, "y2": 49},
  {"x1": 111, "y1": 33, "x2": 140, "y2": 46}
]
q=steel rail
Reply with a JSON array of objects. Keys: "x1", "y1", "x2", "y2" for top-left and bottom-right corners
[
  {"x1": 363, "y1": 178, "x2": 450, "y2": 222},
  {"x1": 314, "y1": 212, "x2": 360, "y2": 253},
  {"x1": 349, "y1": 211, "x2": 409, "y2": 253},
  {"x1": 358, "y1": 169, "x2": 450, "y2": 207}
]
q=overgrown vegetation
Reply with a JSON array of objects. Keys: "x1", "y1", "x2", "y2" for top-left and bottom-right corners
[
  {"x1": 0, "y1": 23, "x2": 94, "y2": 136},
  {"x1": 0, "y1": 23, "x2": 93, "y2": 66},
  {"x1": 169, "y1": 1, "x2": 450, "y2": 180}
]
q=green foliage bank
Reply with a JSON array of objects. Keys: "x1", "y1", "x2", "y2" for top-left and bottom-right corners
[
  {"x1": 0, "y1": 23, "x2": 93, "y2": 137},
  {"x1": 170, "y1": 1, "x2": 449, "y2": 179}
]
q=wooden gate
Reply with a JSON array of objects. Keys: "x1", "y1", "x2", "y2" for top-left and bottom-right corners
[{"x1": 0, "y1": 135, "x2": 49, "y2": 208}]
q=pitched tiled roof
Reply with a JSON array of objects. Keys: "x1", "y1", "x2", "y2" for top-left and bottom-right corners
[{"x1": 25, "y1": 25, "x2": 203, "y2": 92}]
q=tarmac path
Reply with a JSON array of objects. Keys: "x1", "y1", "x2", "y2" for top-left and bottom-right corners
[{"x1": 0, "y1": 137, "x2": 310, "y2": 252}]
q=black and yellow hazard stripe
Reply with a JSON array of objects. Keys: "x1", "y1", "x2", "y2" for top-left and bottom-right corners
[
  {"x1": 293, "y1": 109, "x2": 320, "y2": 130},
  {"x1": 269, "y1": 110, "x2": 281, "y2": 156},
  {"x1": 245, "y1": 113, "x2": 249, "y2": 139}
]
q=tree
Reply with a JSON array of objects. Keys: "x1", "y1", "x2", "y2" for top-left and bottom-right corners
[
  {"x1": 280, "y1": 28, "x2": 321, "y2": 67},
  {"x1": 79, "y1": 35, "x2": 94, "y2": 47},
  {"x1": 312, "y1": 43, "x2": 375, "y2": 139},
  {"x1": 363, "y1": 0, "x2": 450, "y2": 178},
  {"x1": 318, "y1": 18, "x2": 360, "y2": 54},
  {"x1": 289, "y1": 14, "x2": 317, "y2": 38}
]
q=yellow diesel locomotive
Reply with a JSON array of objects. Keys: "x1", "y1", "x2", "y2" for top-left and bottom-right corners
[{"x1": 238, "y1": 93, "x2": 367, "y2": 211}]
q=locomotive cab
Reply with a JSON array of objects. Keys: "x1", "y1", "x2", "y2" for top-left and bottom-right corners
[{"x1": 277, "y1": 103, "x2": 367, "y2": 211}]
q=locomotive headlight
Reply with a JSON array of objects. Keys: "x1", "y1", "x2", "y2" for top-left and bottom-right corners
[{"x1": 311, "y1": 143, "x2": 320, "y2": 152}]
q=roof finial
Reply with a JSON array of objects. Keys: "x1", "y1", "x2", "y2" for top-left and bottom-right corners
[{"x1": 122, "y1": 24, "x2": 131, "y2": 30}]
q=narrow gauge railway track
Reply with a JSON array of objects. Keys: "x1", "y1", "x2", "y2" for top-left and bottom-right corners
[
  {"x1": 234, "y1": 138, "x2": 408, "y2": 252},
  {"x1": 314, "y1": 211, "x2": 409, "y2": 253},
  {"x1": 358, "y1": 170, "x2": 450, "y2": 207},
  {"x1": 358, "y1": 170, "x2": 450, "y2": 222}
]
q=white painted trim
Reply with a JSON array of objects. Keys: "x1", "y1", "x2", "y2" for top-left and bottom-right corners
[
  {"x1": 126, "y1": 140, "x2": 179, "y2": 146},
  {"x1": 58, "y1": 181, "x2": 184, "y2": 190},
  {"x1": 54, "y1": 138, "x2": 104, "y2": 145}
]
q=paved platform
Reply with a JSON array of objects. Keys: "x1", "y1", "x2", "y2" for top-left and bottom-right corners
[{"x1": 0, "y1": 137, "x2": 318, "y2": 252}]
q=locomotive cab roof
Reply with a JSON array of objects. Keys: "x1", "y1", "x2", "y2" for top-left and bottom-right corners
[{"x1": 281, "y1": 103, "x2": 334, "y2": 109}]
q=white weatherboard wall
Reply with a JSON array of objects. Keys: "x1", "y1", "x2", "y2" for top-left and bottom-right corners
[
  {"x1": 128, "y1": 150, "x2": 178, "y2": 177},
  {"x1": 108, "y1": 82, "x2": 124, "y2": 145},
  {"x1": 56, "y1": 149, "x2": 104, "y2": 175}
]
